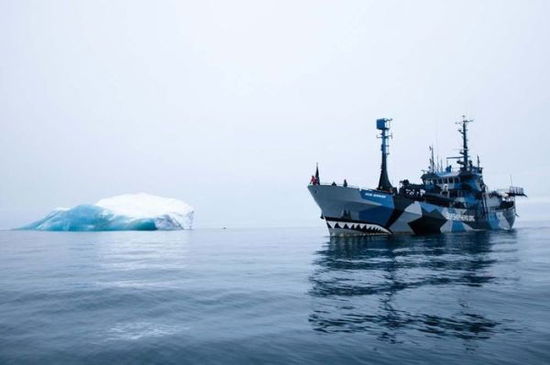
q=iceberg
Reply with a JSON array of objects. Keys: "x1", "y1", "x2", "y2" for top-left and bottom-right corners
[{"x1": 19, "y1": 193, "x2": 194, "y2": 231}]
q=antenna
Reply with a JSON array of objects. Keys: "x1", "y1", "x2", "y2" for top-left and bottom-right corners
[{"x1": 432, "y1": 118, "x2": 443, "y2": 173}]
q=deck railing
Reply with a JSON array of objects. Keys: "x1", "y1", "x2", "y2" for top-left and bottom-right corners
[
  {"x1": 507, "y1": 186, "x2": 526, "y2": 196},
  {"x1": 309, "y1": 182, "x2": 371, "y2": 190}
]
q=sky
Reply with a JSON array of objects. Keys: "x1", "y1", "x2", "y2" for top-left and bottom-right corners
[{"x1": 1, "y1": 0, "x2": 549, "y2": 229}]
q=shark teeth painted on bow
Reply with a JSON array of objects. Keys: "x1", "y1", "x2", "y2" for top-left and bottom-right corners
[{"x1": 325, "y1": 219, "x2": 391, "y2": 234}]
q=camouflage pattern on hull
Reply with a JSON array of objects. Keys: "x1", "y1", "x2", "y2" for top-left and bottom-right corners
[{"x1": 308, "y1": 185, "x2": 515, "y2": 236}]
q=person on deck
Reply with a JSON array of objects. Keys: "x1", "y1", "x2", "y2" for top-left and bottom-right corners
[{"x1": 310, "y1": 175, "x2": 316, "y2": 185}]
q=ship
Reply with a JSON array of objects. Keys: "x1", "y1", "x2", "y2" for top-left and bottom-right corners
[{"x1": 308, "y1": 117, "x2": 526, "y2": 236}]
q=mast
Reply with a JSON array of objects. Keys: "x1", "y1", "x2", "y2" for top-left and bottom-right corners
[
  {"x1": 376, "y1": 118, "x2": 393, "y2": 191},
  {"x1": 429, "y1": 145, "x2": 435, "y2": 172},
  {"x1": 315, "y1": 163, "x2": 320, "y2": 183},
  {"x1": 457, "y1": 115, "x2": 473, "y2": 172}
]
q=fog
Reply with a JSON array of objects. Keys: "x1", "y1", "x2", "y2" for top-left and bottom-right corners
[{"x1": 1, "y1": 0, "x2": 549, "y2": 228}]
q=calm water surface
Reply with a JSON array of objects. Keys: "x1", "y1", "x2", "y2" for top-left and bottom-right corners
[{"x1": 1, "y1": 223, "x2": 550, "y2": 364}]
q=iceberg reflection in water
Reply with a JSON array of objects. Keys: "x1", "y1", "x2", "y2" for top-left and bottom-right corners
[{"x1": 309, "y1": 231, "x2": 520, "y2": 342}]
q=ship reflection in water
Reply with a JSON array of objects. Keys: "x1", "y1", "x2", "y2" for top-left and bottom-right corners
[{"x1": 309, "y1": 231, "x2": 520, "y2": 343}]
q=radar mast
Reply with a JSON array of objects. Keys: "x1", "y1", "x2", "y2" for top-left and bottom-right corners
[
  {"x1": 376, "y1": 118, "x2": 393, "y2": 191},
  {"x1": 457, "y1": 115, "x2": 473, "y2": 172}
]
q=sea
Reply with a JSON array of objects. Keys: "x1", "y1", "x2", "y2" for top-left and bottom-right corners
[{"x1": 1, "y1": 222, "x2": 550, "y2": 364}]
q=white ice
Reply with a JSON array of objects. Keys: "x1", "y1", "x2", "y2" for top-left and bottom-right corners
[
  {"x1": 19, "y1": 193, "x2": 194, "y2": 231},
  {"x1": 96, "y1": 193, "x2": 194, "y2": 229}
]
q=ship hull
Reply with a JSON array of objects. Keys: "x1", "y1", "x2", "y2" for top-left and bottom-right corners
[{"x1": 308, "y1": 185, "x2": 515, "y2": 236}]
